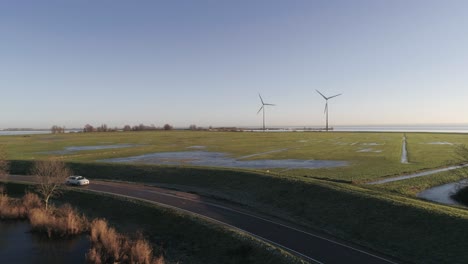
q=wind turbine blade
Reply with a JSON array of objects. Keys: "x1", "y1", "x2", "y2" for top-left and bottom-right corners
[
  {"x1": 316, "y1": 90, "x2": 327, "y2": 100},
  {"x1": 264, "y1": 103, "x2": 275, "y2": 106},
  {"x1": 257, "y1": 106, "x2": 264, "y2": 114},
  {"x1": 327, "y1": 93, "x2": 342, "y2": 100},
  {"x1": 258, "y1": 94, "x2": 265, "y2": 105},
  {"x1": 324, "y1": 102, "x2": 328, "y2": 114}
]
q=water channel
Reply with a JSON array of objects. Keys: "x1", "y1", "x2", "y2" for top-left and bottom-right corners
[{"x1": 0, "y1": 221, "x2": 89, "y2": 264}]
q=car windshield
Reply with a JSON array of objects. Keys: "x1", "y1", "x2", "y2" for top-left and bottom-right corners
[{"x1": 76, "y1": 176, "x2": 84, "y2": 180}]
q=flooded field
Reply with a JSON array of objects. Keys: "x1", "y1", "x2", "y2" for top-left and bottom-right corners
[
  {"x1": 41, "y1": 144, "x2": 138, "y2": 155},
  {"x1": 0, "y1": 221, "x2": 89, "y2": 264},
  {"x1": 100, "y1": 150, "x2": 348, "y2": 169}
]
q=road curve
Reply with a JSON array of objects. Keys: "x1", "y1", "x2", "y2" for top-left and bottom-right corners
[{"x1": 0, "y1": 175, "x2": 397, "y2": 264}]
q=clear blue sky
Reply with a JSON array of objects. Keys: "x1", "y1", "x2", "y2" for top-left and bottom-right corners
[{"x1": 2, "y1": 0, "x2": 468, "y2": 129}]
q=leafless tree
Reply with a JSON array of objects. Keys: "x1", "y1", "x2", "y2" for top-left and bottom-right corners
[
  {"x1": 163, "y1": 124, "x2": 173, "y2": 131},
  {"x1": 123, "y1": 125, "x2": 131, "y2": 131},
  {"x1": 83, "y1": 124, "x2": 94, "y2": 133},
  {"x1": 97, "y1": 124, "x2": 108, "y2": 132},
  {"x1": 51, "y1": 125, "x2": 65, "y2": 134},
  {"x1": 0, "y1": 146, "x2": 9, "y2": 176},
  {"x1": 31, "y1": 159, "x2": 71, "y2": 210}
]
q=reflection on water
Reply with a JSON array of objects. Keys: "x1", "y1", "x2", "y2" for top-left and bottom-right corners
[
  {"x1": 417, "y1": 181, "x2": 464, "y2": 206},
  {"x1": 100, "y1": 150, "x2": 348, "y2": 169},
  {"x1": 0, "y1": 221, "x2": 89, "y2": 264}
]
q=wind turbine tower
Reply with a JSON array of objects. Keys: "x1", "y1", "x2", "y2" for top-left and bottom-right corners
[
  {"x1": 316, "y1": 90, "x2": 342, "y2": 132},
  {"x1": 257, "y1": 94, "x2": 275, "y2": 131}
]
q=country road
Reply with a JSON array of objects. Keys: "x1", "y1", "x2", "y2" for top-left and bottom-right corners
[{"x1": 0, "y1": 175, "x2": 397, "y2": 264}]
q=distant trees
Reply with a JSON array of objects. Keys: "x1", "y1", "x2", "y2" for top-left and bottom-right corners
[
  {"x1": 82, "y1": 123, "x2": 176, "y2": 132},
  {"x1": 31, "y1": 159, "x2": 71, "y2": 210},
  {"x1": 189, "y1": 124, "x2": 197, "y2": 130},
  {"x1": 51, "y1": 125, "x2": 65, "y2": 134},
  {"x1": 97, "y1": 124, "x2": 108, "y2": 132},
  {"x1": 83, "y1": 124, "x2": 94, "y2": 133}
]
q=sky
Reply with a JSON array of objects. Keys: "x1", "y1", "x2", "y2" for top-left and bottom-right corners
[{"x1": 2, "y1": 0, "x2": 468, "y2": 129}]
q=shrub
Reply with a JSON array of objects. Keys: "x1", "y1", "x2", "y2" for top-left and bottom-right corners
[
  {"x1": 87, "y1": 219, "x2": 164, "y2": 264},
  {"x1": 22, "y1": 192, "x2": 42, "y2": 211},
  {"x1": 28, "y1": 204, "x2": 89, "y2": 238}
]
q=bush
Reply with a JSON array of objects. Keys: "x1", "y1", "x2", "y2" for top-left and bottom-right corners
[
  {"x1": 28, "y1": 204, "x2": 89, "y2": 238},
  {"x1": 87, "y1": 218, "x2": 164, "y2": 264}
]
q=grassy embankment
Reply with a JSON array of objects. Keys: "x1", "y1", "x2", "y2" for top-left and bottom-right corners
[{"x1": 2, "y1": 182, "x2": 305, "y2": 264}]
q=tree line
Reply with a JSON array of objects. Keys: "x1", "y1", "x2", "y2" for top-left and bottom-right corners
[{"x1": 83, "y1": 123, "x2": 173, "y2": 133}]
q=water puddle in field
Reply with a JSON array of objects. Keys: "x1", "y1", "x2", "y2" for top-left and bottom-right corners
[
  {"x1": 0, "y1": 221, "x2": 89, "y2": 263},
  {"x1": 186, "y1": 146, "x2": 206, "y2": 149},
  {"x1": 238, "y1": 148, "x2": 290, "y2": 159},
  {"x1": 356, "y1": 148, "x2": 383, "y2": 153},
  {"x1": 426, "y1": 142, "x2": 454, "y2": 145},
  {"x1": 367, "y1": 164, "x2": 468, "y2": 185},
  {"x1": 361, "y1": 143, "x2": 383, "y2": 146},
  {"x1": 417, "y1": 181, "x2": 464, "y2": 206},
  {"x1": 41, "y1": 144, "x2": 138, "y2": 155},
  {"x1": 99, "y1": 151, "x2": 348, "y2": 169}
]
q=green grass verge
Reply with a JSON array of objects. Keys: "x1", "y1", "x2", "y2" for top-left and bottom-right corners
[{"x1": 1, "y1": 182, "x2": 305, "y2": 264}]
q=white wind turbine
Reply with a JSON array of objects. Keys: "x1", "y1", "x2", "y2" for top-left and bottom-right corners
[
  {"x1": 316, "y1": 90, "x2": 342, "y2": 131},
  {"x1": 257, "y1": 94, "x2": 275, "y2": 131}
]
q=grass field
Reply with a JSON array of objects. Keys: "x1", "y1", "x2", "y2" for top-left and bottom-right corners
[
  {"x1": 3, "y1": 131, "x2": 468, "y2": 182},
  {"x1": 3, "y1": 131, "x2": 468, "y2": 263}
]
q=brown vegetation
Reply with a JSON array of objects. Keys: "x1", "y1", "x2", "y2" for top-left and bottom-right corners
[
  {"x1": 0, "y1": 186, "x2": 27, "y2": 219},
  {"x1": 29, "y1": 204, "x2": 89, "y2": 238},
  {"x1": 87, "y1": 218, "x2": 164, "y2": 264},
  {"x1": 31, "y1": 159, "x2": 71, "y2": 210},
  {"x1": 0, "y1": 187, "x2": 164, "y2": 263}
]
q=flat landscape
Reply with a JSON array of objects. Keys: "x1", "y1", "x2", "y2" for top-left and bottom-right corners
[
  {"x1": 4, "y1": 130, "x2": 467, "y2": 181},
  {"x1": 2, "y1": 130, "x2": 468, "y2": 263}
]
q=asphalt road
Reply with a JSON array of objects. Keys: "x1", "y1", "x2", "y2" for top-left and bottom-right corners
[{"x1": 0, "y1": 175, "x2": 398, "y2": 264}]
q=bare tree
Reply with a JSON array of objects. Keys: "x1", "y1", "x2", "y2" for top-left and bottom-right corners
[
  {"x1": 163, "y1": 124, "x2": 173, "y2": 131},
  {"x1": 0, "y1": 146, "x2": 9, "y2": 176},
  {"x1": 83, "y1": 124, "x2": 94, "y2": 133},
  {"x1": 31, "y1": 159, "x2": 71, "y2": 210}
]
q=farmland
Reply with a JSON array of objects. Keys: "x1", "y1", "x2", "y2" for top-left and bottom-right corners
[
  {"x1": 2, "y1": 131, "x2": 468, "y2": 263},
  {"x1": 2, "y1": 131, "x2": 467, "y2": 180}
]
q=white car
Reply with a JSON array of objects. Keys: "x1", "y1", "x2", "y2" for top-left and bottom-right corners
[{"x1": 66, "y1": 176, "x2": 90, "y2": 186}]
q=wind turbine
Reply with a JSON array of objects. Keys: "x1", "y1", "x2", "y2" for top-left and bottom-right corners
[
  {"x1": 316, "y1": 90, "x2": 342, "y2": 132},
  {"x1": 257, "y1": 94, "x2": 275, "y2": 131}
]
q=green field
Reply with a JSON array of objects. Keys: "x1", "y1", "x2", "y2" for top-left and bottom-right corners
[
  {"x1": 2, "y1": 131, "x2": 467, "y2": 181},
  {"x1": 3, "y1": 131, "x2": 468, "y2": 263}
]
